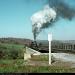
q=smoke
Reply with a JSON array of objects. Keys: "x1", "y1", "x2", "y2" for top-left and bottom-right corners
[
  {"x1": 49, "y1": 0, "x2": 75, "y2": 20},
  {"x1": 31, "y1": 5, "x2": 57, "y2": 40},
  {"x1": 31, "y1": 0, "x2": 75, "y2": 41}
]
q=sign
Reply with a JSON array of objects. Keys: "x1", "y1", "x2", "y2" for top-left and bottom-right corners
[{"x1": 48, "y1": 33, "x2": 52, "y2": 41}]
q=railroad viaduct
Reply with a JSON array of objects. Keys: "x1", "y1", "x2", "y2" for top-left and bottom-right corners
[
  {"x1": 51, "y1": 42, "x2": 75, "y2": 53},
  {"x1": 29, "y1": 41, "x2": 75, "y2": 53}
]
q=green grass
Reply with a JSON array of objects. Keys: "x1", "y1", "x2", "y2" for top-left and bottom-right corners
[
  {"x1": 0, "y1": 43, "x2": 75, "y2": 73},
  {"x1": 0, "y1": 59, "x2": 75, "y2": 73},
  {"x1": 30, "y1": 55, "x2": 49, "y2": 61},
  {"x1": 22, "y1": 66, "x2": 75, "y2": 73},
  {"x1": 30, "y1": 55, "x2": 55, "y2": 63},
  {"x1": 0, "y1": 43, "x2": 24, "y2": 50},
  {"x1": 0, "y1": 43, "x2": 25, "y2": 59}
]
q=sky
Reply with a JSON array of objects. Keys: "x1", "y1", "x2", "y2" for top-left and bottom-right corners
[{"x1": 0, "y1": 0, "x2": 75, "y2": 40}]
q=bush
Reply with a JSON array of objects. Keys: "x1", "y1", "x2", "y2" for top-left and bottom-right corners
[
  {"x1": 0, "y1": 50, "x2": 4, "y2": 59},
  {"x1": 0, "y1": 43, "x2": 25, "y2": 59},
  {"x1": 9, "y1": 48, "x2": 18, "y2": 59},
  {"x1": 17, "y1": 49, "x2": 24, "y2": 59}
]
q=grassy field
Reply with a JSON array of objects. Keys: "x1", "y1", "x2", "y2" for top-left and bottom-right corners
[
  {"x1": 0, "y1": 43, "x2": 25, "y2": 50},
  {"x1": 0, "y1": 59, "x2": 75, "y2": 73},
  {"x1": 0, "y1": 43, "x2": 75, "y2": 73},
  {"x1": 0, "y1": 43, "x2": 25, "y2": 59}
]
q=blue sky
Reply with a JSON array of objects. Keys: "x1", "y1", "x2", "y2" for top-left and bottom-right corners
[{"x1": 0, "y1": 0, "x2": 75, "y2": 40}]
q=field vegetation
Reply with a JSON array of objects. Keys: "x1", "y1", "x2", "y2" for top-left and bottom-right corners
[
  {"x1": 0, "y1": 41, "x2": 75, "y2": 73},
  {"x1": 0, "y1": 43, "x2": 25, "y2": 59}
]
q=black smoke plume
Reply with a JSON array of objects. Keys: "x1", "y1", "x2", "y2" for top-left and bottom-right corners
[
  {"x1": 31, "y1": 0, "x2": 75, "y2": 43},
  {"x1": 49, "y1": 0, "x2": 75, "y2": 20}
]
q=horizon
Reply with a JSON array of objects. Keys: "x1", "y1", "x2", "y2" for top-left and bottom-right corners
[{"x1": 1, "y1": 37, "x2": 75, "y2": 41}]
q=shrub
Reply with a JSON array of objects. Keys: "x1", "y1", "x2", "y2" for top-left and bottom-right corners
[
  {"x1": 9, "y1": 48, "x2": 18, "y2": 59},
  {"x1": 0, "y1": 50, "x2": 4, "y2": 59},
  {"x1": 17, "y1": 48, "x2": 24, "y2": 59},
  {"x1": 0, "y1": 43, "x2": 25, "y2": 59}
]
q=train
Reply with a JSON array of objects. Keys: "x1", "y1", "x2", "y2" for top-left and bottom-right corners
[{"x1": 29, "y1": 40, "x2": 75, "y2": 53}]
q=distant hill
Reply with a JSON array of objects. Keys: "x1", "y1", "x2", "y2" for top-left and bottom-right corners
[
  {"x1": 0, "y1": 38, "x2": 32, "y2": 46},
  {"x1": 0, "y1": 38, "x2": 75, "y2": 47}
]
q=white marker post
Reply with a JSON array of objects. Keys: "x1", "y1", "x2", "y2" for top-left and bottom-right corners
[{"x1": 48, "y1": 33, "x2": 52, "y2": 65}]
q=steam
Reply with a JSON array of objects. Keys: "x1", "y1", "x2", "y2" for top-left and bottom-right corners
[
  {"x1": 31, "y1": 5, "x2": 56, "y2": 41},
  {"x1": 31, "y1": 0, "x2": 75, "y2": 41}
]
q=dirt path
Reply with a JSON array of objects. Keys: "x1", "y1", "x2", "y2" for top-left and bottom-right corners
[
  {"x1": 52, "y1": 53, "x2": 75, "y2": 63},
  {"x1": 24, "y1": 59, "x2": 75, "y2": 69},
  {"x1": 24, "y1": 53, "x2": 75, "y2": 68}
]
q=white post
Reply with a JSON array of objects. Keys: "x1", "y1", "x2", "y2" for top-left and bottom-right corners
[{"x1": 48, "y1": 33, "x2": 52, "y2": 65}]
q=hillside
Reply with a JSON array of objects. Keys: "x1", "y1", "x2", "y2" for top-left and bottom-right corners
[{"x1": 0, "y1": 38, "x2": 32, "y2": 46}]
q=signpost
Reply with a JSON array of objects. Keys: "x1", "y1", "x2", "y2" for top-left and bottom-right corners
[{"x1": 48, "y1": 33, "x2": 52, "y2": 65}]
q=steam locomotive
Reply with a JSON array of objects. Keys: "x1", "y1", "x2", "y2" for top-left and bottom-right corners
[{"x1": 29, "y1": 41, "x2": 49, "y2": 53}]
